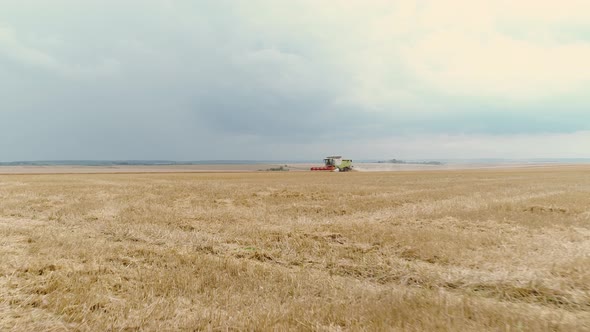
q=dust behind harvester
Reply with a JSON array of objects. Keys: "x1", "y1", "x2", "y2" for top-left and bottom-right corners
[{"x1": 310, "y1": 156, "x2": 353, "y2": 172}]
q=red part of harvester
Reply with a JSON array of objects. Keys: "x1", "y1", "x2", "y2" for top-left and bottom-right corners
[{"x1": 310, "y1": 165, "x2": 336, "y2": 171}]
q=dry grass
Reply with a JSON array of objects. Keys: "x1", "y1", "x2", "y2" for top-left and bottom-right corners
[{"x1": 0, "y1": 167, "x2": 589, "y2": 331}]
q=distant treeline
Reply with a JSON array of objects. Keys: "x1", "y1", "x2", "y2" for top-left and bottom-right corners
[
  {"x1": 0, "y1": 160, "x2": 184, "y2": 166},
  {"x1": 377, "y1": 159, "x2": 443, "y2": 165},
  {"x1": 0, "y1": 160, "x2": 298, "y2": 166}
]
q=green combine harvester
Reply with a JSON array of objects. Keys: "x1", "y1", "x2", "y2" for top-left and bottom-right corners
[{"x1": 310, "y1": 156, "x2": 354, "y2": 172}]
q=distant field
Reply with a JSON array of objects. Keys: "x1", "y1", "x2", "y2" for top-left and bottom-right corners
[
  {"x1": 1, "y1": 167, "x2": 589, "y2": 331},
  {"x1": 0, "y1": 164, "x2": 275, "y2": 174},
  {"x1": 0, "y1": 161, "x2": 582, "y2": 174}
]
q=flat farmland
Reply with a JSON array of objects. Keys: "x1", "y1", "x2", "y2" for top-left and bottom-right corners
[{"x1": 0, "y1": 167, "x2": 589, "y2": 331}]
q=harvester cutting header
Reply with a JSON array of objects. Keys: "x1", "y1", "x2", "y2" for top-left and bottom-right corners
[{"x1": 310, "y1": 156, "x2": 353, "y2": 172}]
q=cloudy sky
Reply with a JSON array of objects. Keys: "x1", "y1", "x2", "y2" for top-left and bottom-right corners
[{"x1": 1, "y1": 0, "x2": 589, "y2": 161}]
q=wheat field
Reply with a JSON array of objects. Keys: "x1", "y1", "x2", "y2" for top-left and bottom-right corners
[{"x1": 0, "y1": 167, "x2": 589, "y2": 331}]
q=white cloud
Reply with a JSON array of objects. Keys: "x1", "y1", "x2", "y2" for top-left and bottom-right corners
[
  {"x1": 392, "y1": 1, "x2": 590, "y2": 100},
  {"x1": 0, "y1": 25, "x2": 119, "y2": 78},
  {"x1": 273, "y1": 0, "x2": 590, "y2": 107},
  {"x1": 0, "y1": 26, "x2": 61, "y2": 70},
  {"x1": 499, "y1": 0, "x2": 590, "y2": 24},
  {"x1": 403, "y1": 30, "x2": 590, "y2": 100}
]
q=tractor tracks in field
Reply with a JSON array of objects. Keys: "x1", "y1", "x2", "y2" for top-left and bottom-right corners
[
  {"x1": 357, "y1": 189, "x2": 571, "y2": 223},
  {"x1": 0, "y1": 217, "x2": 73, "y2": 331},
  {"x1": 209, "y1": 224, "x2": 590, "y2": 319}
]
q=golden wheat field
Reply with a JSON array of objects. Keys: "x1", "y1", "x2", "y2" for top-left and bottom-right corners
[{"x1": 0, "y1": 167, "x2": 589, "y2": 331}]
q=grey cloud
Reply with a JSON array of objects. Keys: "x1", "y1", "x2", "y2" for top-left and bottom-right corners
[{"x1": 0, "y1": 1, "x2": 588, "y2": 161}]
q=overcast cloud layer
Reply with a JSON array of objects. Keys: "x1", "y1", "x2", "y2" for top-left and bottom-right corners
[{"x1": 1, "y1": 0, "x2": 589, "y2": 161}]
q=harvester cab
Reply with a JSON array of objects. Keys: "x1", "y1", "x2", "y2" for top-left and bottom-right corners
[{"x1": 311, "y1": 156, "x2": 353, "y2": 172}]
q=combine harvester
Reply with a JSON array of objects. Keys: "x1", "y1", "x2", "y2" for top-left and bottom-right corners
[{"x1": 310, "y1": 156, "x2": 354, "y2": 172}]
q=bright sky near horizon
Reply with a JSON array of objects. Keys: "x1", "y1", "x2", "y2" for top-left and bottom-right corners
[{"x1": 1, "y1": 0, "x2": 589, "y2": 161}]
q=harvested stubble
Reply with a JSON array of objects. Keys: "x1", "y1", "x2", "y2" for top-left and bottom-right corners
[{"x1": 0, "y1": 167, "x2": 589, "y2": 331}]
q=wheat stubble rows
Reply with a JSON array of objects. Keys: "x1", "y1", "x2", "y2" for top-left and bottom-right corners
[{"x1": 0, "y1": 167, "x2": 589, "y2": 331}]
